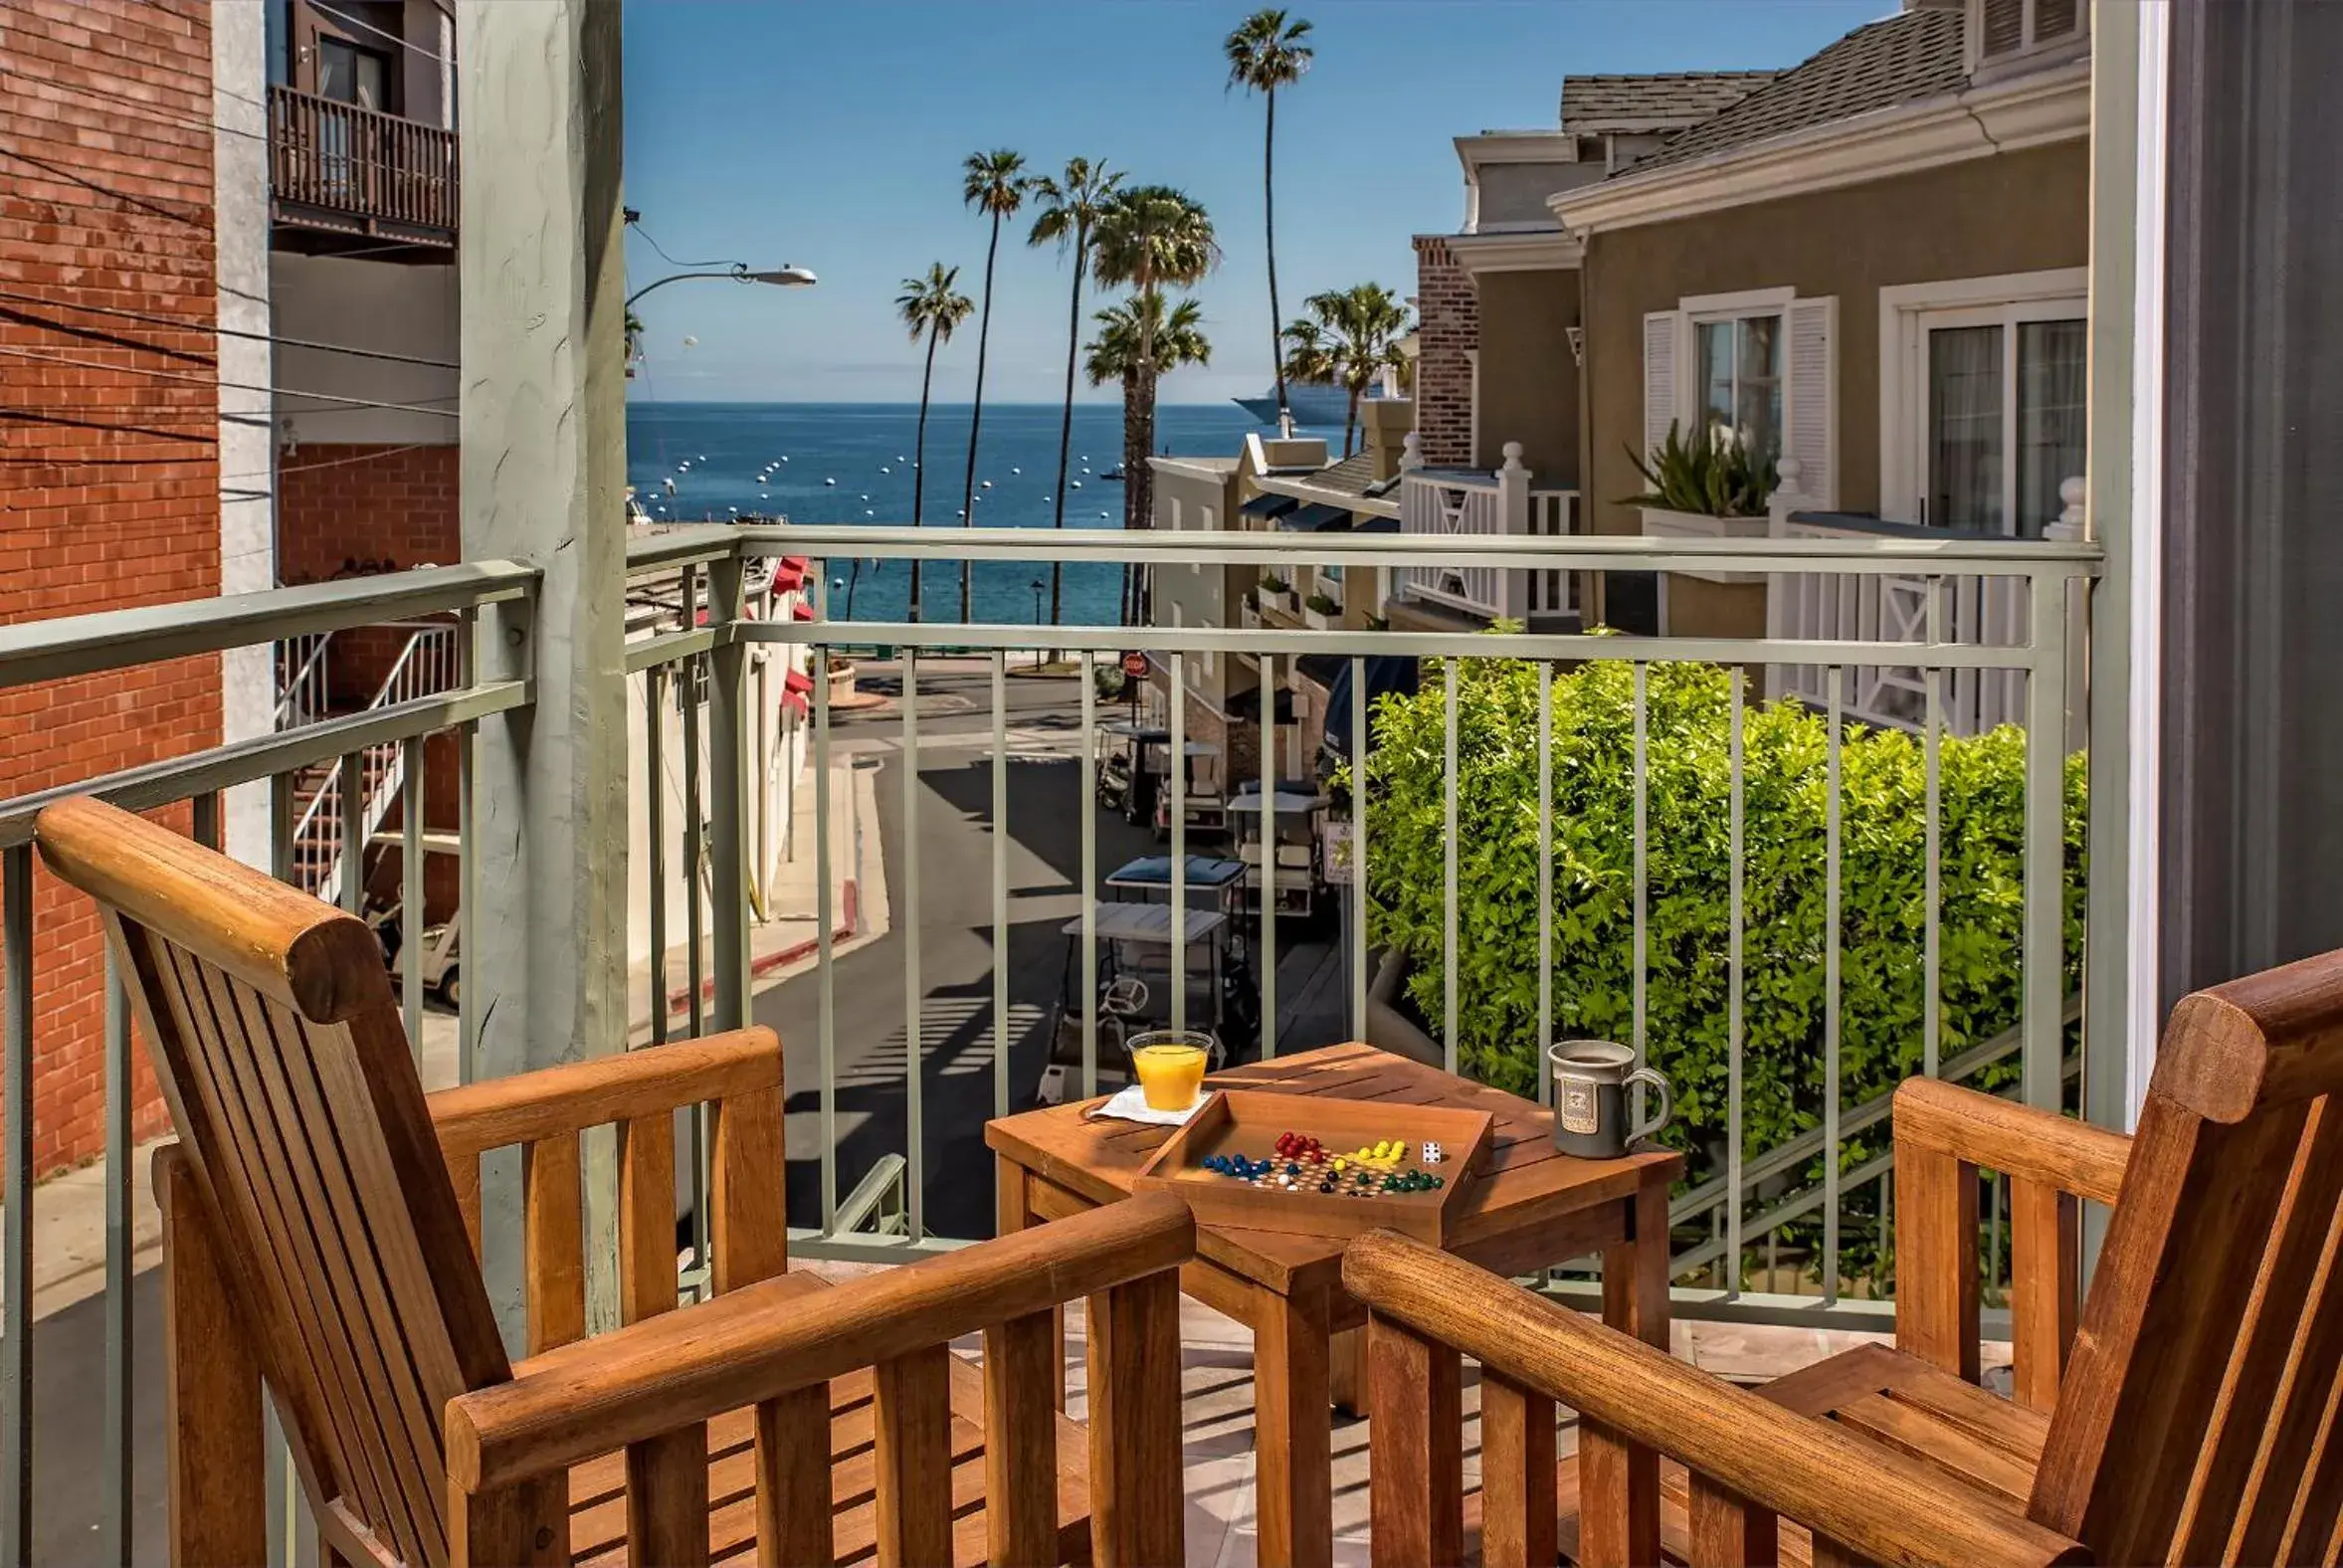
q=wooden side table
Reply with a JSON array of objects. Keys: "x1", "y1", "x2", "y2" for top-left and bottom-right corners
[{"x1": 986, "y1": 1042, "x2": 1683, "y2": 1568}]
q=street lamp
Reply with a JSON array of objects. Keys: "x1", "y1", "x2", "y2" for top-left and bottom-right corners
[{"x1": 624, "y1": 262, "x2": 818, "y2": 311}]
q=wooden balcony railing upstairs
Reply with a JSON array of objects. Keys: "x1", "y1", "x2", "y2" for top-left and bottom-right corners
[{"x1": 269, "y1": 83, "x2": 459, "y2": 245}]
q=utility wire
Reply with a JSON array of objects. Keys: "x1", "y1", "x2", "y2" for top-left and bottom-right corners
[
  {"x1": 0, "y1": 67, "x2": 272, "y2": 142},
  {"x1": 0, "y1": 344, "x2": 459, "y2": 418},
  {"x1": 308, "y1": 2, "x2": 452, "y2": 65},
  {"x1": 630, "y1": 224, "x2": 734, "y2": 272},
  {"x1": 0, "y1": 289, "x2": 460, "y2": 370}
]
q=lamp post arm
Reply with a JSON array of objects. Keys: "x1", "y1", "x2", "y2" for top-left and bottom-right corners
[{"x1": 624, "y1": 265, "x2": 755, "y2": 310}]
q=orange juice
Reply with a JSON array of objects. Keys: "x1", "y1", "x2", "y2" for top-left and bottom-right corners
[{"x1": 1129, "y1": 1039, "x2": 1208, "y2": 1111}]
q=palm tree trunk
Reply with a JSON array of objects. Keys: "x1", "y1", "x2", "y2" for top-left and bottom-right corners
[
  {"x1": 1344, "y1": 386, "x2": 1359, "y2": 460},
  {"x1": 1119, "y1": 366, "x2": 1143, "y2": 624},
  {"x1": 910, "y1": 327, "x2": 939, "y2": 624},
  {"x1": 1266, "y1": 88, "x2": 1287, "y2": 431},
  {"x1": 1119, "y1": 365, "x2": 1147, "y2": 623},
  {"x1": 1050, "y1": 222, "x2": 1085, "y2": 627},
  {"x1": 960, "y1": 213, "x2": 1005, "y2": 622}
]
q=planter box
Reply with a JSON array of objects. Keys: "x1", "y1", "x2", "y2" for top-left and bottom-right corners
[
  {"x1": 826, "y1": 661, "x2": 860, "y2": 705},
  {"x1": 1638, "y1": 505, "x2": 1771, "y2": 584},
  {"x1": 1303, "y1": 606, "x2": 1337, "y2": 631},
  {"x1": 1261, "y1": 588, "x2": 1299, "y2": 614}
]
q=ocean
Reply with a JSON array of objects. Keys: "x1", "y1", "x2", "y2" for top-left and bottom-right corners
[{"x1": 626, "y1": 401, "x2": 1326, "y2": 625}]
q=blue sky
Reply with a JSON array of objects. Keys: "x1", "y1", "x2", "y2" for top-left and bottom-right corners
[{"x1": 622, "y1": 0, "x2": 1886, "y2": 406}]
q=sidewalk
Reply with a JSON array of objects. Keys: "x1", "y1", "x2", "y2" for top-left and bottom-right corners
[{"x1": 26, "y1": 749, "x2": 882, "y2": 1322}]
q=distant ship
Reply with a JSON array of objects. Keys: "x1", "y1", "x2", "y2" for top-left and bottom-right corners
[{"x1": 1233, "y1": 381, "x2": 1375, "y2": 431}]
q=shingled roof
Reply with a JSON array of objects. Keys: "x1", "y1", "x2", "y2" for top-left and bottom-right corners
[
  {"x1": 1559, "y1": 72, "x2": 1777, "y2": 135},
  {"x1": 1631, "y1": 7, "x2": 1972, "y2": 173}
]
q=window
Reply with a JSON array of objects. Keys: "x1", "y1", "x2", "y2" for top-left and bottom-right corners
[
  {"x1": 1881, "y1": 272, "x2": 2086, "y2": 537},
  {"x1": 1642, "y1": 289, "x2": 1836, "y2": 506},
  {"x1": 1696, "y1": 314, "x2": 1783, "y2": 461},
  {"x1": 316, "y1": 37, "x2": 389, "y2": 109}
]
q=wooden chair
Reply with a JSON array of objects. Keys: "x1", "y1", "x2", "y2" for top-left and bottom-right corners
[
  {"x1": 1345, "y1": 949, "x2": 2343, "y2": 1567},
  {"x1": 36, "y1": 796, "x2": 1194, "y2": 1567}
]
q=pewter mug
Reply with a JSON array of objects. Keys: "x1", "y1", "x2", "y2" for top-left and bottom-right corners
[{"x1": 1547, "y1": 1040, "x2": 1672, "y2": 1159}]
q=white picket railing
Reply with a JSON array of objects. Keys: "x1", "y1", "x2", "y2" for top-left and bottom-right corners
[{"x1": 1396, "y1": 438, "x2": 1579, "y2": 623}]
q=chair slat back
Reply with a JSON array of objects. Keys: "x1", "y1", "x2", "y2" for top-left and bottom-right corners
[
  {"x1": 37, "y1": 799, "x2": 508, "y2": 1568},
  {"x1": 2032, "y1": 949, "x2": 2343, "y2": 1563}
]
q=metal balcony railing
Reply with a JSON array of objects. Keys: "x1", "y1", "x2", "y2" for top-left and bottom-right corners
[
  {"x1": 268, "y1": 84, "x2": 459, "y2": 244},
  {"x1": 0, "y1": 521, "x2": 2105, "y2": 1554}
]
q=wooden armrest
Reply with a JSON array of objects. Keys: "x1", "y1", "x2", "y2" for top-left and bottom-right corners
[
  {"x1": 1893, "y1": 1078, "x2": 2130, "y2": 1205},
  {"x1": 1342, "y1": 1231, "x2": 2088, "y2": 1568},
  {"x1": 445, "y1": 1190, "x2": 1195, "y2": 1492},
  {"x1": 428, "y1": 1027, "x2": 781, "y2": 1161}
]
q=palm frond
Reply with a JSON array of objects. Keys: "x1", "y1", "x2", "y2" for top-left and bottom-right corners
[{"x1": 896, "y1": 262, "x2": 974, "y2": 346}]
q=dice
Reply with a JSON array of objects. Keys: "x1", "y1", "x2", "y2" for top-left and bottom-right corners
[{"x1": 1422, "y1": 1140, "x2": 1445, "y2": 1165}]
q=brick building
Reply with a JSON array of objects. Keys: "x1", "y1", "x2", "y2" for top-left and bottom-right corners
[
  {"x1": 0, "y1": 0, "x2": 233, "y2": 1169},
  {"x1": 1410, "y1": 237, "x2": 1476, "y2": 469}
]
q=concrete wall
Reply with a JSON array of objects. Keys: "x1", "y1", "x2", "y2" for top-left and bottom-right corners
[
  {"x1": 273, "y1": 251, "x2": 460, "y2": 446},
  {"x1": 1476, "y1": 161, "x2": 1589, "y2": 227},
  {"x1": 1473, "y1": 268, "x2": 1580, "y2": 485},
  {"x1": 214, "y1": 0, "x2": 277, "y2": 872},
  {"x1": 1147, "y1": 461, "x2": 1243, "y2": 708},
  {"x1": 1578, "y1": 140, "x2": 2090, "y2": 538}
]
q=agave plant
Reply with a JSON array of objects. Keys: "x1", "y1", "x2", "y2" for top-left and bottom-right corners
[{"x1": 1623, "y1": 421, "x2": 1778, "y2": 518}]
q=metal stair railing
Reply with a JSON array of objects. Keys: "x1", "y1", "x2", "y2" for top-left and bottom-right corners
[
  {"x1": 274, "y1": 630, "x2": 334, "y2": 729},
  {"x1": 285, "y1": 623, "x2": 461, "y2": 904}
]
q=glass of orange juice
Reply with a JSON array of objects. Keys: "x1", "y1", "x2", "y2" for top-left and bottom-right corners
[{"x1": 1127, "y1": 1030, "x2": 1212, "y2": 1112}]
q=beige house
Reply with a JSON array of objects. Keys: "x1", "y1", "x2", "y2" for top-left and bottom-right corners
[
  {"x1": 1405, "y1": 0, "x2": 2090, "y2": 648},
  {"x1": 1563, "y1": 0, "x2": 2089, "y2": 638}
]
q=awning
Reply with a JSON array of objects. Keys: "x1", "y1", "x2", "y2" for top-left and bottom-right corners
[
  {"x1": 1276, "y1": 501, "x2": 1355, "y2": 531},
  {"x1": 782, "y1": 690, "x2": 809, "y2": 718},
  {"x1": 1322, "y1": 654, "x2": 1423, "y2": 756},
  {"x1": 791, "y1": 599, "x2": 817, "y2": 622},
  {"x1": 1224, "y1": 684, "x2": 1295, "y2": 723},
  {"x1": 783, "y1": 669, "x2": 815, "y2": 696},
  {"x1": 770, "y1": 555, "x2": 809, "y2": 593},
  {"x1": 1240, "y1": 492, "x2": 1300, "y2": 520},
  {"x1": 1293, "y1": 653, "x2": 1345, "y2": 689}
]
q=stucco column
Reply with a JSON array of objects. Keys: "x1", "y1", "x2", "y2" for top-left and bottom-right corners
[{"x1": 458, "y1": 0, "x2": 630, "y2": 1341}]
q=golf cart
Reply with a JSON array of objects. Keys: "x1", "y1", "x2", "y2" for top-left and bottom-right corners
[
  {"x1": 1230, "y1": 783, "x2": 1327, "y2": 919},
  {"x1": 1035, "y1": 899, "x2": 1261, "y2": 1106}
]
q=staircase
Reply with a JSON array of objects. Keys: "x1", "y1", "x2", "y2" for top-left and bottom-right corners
[{"x1": 279, "y1": 623, "x2": 460, "y2": 906}]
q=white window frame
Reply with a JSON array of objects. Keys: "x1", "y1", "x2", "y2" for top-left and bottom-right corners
[
  {"x1": 1879, "y1": 269, "x2": 2087, "y2": 532},
  {"x1": 1967, "y1": 0, "x2": 2091, "y2": 80},
  {"x1": 1672, "y1": 288, "x2": 1794, "y2": 445}
]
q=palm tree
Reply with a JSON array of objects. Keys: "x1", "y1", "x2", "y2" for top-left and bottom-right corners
[
  {"x1": 895, "y1": 263, "x2": 974, "y2": 624},
  {"x1": 1279, "y1": 283, "x2": 1410, "y2": 458},
  {"x1": 1225, "y1": 9, "x2": 1313, "y2": 434},
  {"x1": 1027, "y1": 156, "x2": 1122, "y2": 626},
  {"x1": 1086, "y1": 293, "x2": 1212, "y2": 622},
  {"x1": 956, "y1": 148, "x2": 1030, "y2": 621},
  {"x1": 1090, "y1": 185, "x2": 1219, "y2": 548}
]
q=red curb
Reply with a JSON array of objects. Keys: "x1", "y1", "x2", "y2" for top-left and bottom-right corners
[{"x1": 663, "y1": 878, "x2": 859, "y2": 1016}]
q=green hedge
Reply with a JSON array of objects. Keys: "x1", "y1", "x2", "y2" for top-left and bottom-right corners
[{"x1": 1359, "y1": 656, "x2": 2086, "y2": 1206}]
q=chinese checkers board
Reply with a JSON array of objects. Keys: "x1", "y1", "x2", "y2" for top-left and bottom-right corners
[{"x1": 1131, "y1": 1089, "x2": 1494, "y2": 1244}]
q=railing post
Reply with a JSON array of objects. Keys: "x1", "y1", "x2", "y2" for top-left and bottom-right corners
[
  {"x1": 2044, "y1": 477, "x2": 2089, "y2": 751},
  {"x1": 458, "y1": 0, "x2": 631, "y2": 1344},
  {"x1": 1496, "y1": 442, "x2": 1530, "y2": 622},
  {"x1": 707, "y1": 551, "x2": 751, "y2": 1029}
]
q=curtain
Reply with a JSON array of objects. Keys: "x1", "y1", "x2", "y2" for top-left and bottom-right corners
[
  {"x1": 2018, "y1": 319, "x2": 2087, "y2": 536},
  {"x1": 1928, "y1": 324, "x2": 2004, "y2": 531}
]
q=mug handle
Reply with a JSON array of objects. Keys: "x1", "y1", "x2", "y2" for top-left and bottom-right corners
[{"x1": 1625, "y1": 1067, "x2": 1672, "y2": 1146}]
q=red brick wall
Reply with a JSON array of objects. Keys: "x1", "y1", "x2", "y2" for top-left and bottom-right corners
[
  {"x1": 0, "y1": 0, "x2": 222, "y2": 1171},
  {"x1": 1413, "y1": 235, "x2": 1477, "y2": 468},
  {"x1": 277, "y1": 441, "x2": 461, "y2": 587}
]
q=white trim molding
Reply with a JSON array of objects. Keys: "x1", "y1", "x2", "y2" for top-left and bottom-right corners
[
  {"x1": 1548, "y1": 61, "x2": 2089, "y2": 235},
  {"x1": 1446, "y1": 229, "x2": 1585, "y2": 276},
  {"x1": 1877, "y1": 268, "x2": 2088, "y2": 528}
]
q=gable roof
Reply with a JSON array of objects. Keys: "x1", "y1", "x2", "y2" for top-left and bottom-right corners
[
  {"x1": 1559, "y1": 72, "x2": 1777, "y2": 136},
  {"x1": 1632, "y1": 8, "x2": 1971, "y2": 173}
]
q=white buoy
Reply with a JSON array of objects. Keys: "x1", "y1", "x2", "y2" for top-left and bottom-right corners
[
  {"x1": 1099, "y1": 510, "x2": 1110, "y2": 518},
  {"x1": 981, "y1": 480, "x2": 993, "y2": 490},
  {"x1": 1070, "y1": 481, "x2": 1081, "y2": 490},
  {"x1": 1011, "y1": 467, "x2": 1022, "y2": 475},
  {"x1": 780, "y1": 456, "x2": 790, "y2": 464},
  {"x1": 866, "y1": 508, "x2": 876, "y2": 516},
  {"x1": 860, "y1": 493, "x2": 870, "y2": 501},
  {"x1": 956, "y1": 508, "x2": 967, "y2": 518},
  {"x1": 880, "y1": 466, "x2": 891, "y2": 475},
  {"x1": 825, "y1": 478, "x2": 837, "y2": 487}
]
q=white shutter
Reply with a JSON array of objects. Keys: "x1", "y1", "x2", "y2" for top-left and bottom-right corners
[
  {"x1": 1642, "y1": 310, "x2": 1680, "y2": 464},
  {"x1": 1784, "y1": 294, "x2": 1837, "y2": 508}
]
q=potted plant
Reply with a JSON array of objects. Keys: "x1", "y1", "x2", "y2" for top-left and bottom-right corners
[
  {"x1": 1304, "y1": 589, "x2": 1341, "y2": 630},
  {"x1": 1260, "y1": 571, "x2": 1297, "y2": 614},
  {"x1": 1624, "y1": 420, "x2": 1779, "y2": 580}
]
